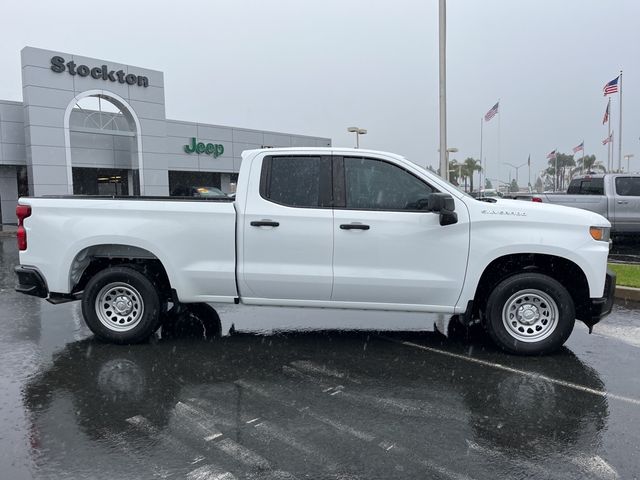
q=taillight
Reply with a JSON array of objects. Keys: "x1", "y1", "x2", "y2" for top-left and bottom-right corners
[
  {"x1": 16, "y1": 204, "x2": 31, "y2": 251},
  {"x1": 531, "y1": 197, "x2": 542, "y2": 203}
]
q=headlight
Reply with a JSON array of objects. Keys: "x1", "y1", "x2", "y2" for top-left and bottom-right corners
[{"x1": 589, "y1": 226, "x2": 610, "y2": 242}]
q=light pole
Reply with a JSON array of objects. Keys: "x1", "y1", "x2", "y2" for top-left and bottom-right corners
[
  {"x1": 347, "y1": 127, "x2": 367, "y2": 149},
  {"x1": 444, "y1": 147, "x2": 458, "y2": 182},
  {"x1": 624, "y1": 154, "x2": 634, "y2": 172},
  {"x1": 438, "y1": 0, "x2": 448, "y2": 180},
  {"x1": 504, "y1": 161, "x2": 527, "y2": 186}
]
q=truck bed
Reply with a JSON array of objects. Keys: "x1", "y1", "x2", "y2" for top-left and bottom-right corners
[{"x1": 18, "y1": 196, "x2": 239, "y2": 303}]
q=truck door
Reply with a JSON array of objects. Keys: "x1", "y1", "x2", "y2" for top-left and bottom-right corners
[
  {"x1": 239, "y1": 154, "x2": 334, "y2": 301},
  {"x1": 613, "y1": 176, "x2": 640, "y2": 234},
  {"x1": 331, "y1": 155, "x2": 469, "y2": 309}
]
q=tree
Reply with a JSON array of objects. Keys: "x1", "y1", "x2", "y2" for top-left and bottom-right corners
[
  {"x1": 546, "y1": 153, "x2": 575, "y2": 191},
  {"x1": 509, "y1": 179, "x2": 519, "y2": 192},
  {"x1": 461, "y1": 157, "x2": 482, "y2": 192},
  {"x1": 448, "y1": 159, "x2": 460, "y2": 186},
  {"x1": 571, "y1": 154, "x2": 606, "y2": 176},
  {"x1": 534, "y1": 177, "x2": 544, "y2": 193},
  {"x1": 485, "y1": 178, "x2": 493, "y2": 189}
]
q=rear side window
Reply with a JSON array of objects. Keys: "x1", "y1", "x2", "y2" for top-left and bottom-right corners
[
  {"x1": 615, "y1": 177, "x2": 640, "y2": 196},
  {"x1": 260, "y1": 155, "x2": 331, "y2": 207},
  {"x1": 342, "y1": 157, "x2": 435, "y2": 210},
  {"x1": 567, "y1": 178, "x2": 604, "y2": 195}
]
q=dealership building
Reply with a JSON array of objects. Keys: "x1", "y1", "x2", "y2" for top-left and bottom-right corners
[{"x1": 0, "y1": 47, "x2": 331, "y2": 224}]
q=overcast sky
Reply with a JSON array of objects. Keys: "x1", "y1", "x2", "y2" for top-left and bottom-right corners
[{"x1": 0, "y1": 0, "x2": 638, "y2": 184}]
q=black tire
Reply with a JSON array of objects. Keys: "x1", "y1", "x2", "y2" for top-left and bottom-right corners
[
  {"x1": 484, "y1": 273, "x2": 575, "y2": 355},
  {"x1": 81, "y1": 266, "x2": 162, "y2": 344}
]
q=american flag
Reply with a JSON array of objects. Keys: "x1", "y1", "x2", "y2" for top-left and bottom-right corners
[
  {"x1": 603, "y1": 76, "x2": 619, "y2": 96},
  {"x1": 602, "y1": 99, "x2": 610, "y2": 124},
  {"x1": 602, "y1": 132, "x2": 613, "y2": 145},
  {"x1": 572, "y1": 142, "x2": 584, "y2": 154},
  {"x1": 484, "y1": 102, "x2": 499, "y2": 121},
  {"x1": 546, "y1": 149, "x2": 557, "y2": 159}
]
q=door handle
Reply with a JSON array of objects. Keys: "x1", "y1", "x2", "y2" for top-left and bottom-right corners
[
  {"x1": 340, "y1": 223, "x2": 370, "y2": 230},
  {"x1": 250, "y1": 220, "x2": 280, "y2": 227},
  {"x1": 617, "y1": 201, "x2": 628, "y2": 205}
]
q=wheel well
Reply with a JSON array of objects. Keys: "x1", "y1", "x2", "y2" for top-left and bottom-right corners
[
  {"x1": 70, "y1": 245, "x2": 172, "y2": 300},
  {"x1": 473, "y1": 253, "x2": 590, "y2": 322}
]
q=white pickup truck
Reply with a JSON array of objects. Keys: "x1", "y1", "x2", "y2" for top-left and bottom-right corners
[{"x1": 15, "y1": 148, "x2": 615, "y2": 354}]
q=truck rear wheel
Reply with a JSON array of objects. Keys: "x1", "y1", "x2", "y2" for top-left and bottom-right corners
[
  {"x1": 82, "y1": 266, "x2": 162, "y2": 344},
  {"x1": 485, "y1": 273, "x2": 575, "y2": 355}
]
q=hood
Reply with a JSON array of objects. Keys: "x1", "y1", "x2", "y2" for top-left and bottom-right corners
[{"x1": 472, "y1": 198, "x2": 611, "y2": 228}]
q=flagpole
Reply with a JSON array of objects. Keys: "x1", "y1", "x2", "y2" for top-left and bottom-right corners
[
  {"x1": 553, "y1": 147, "x2": 559, "y2": 192},
  {"x1": 497, "y1": 98, "x2": 501, "y2": 183},
  {"x1": 480, "y1": 117, "x2": 483, "y2": 195},
  {"x1": 618, "y1": 70, "x2": 623, "y2": 172},
  {"x1": 607, "y1": 99, "x2": 611, "y2": 172}
]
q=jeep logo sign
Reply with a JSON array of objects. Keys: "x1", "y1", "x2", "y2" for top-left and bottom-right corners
[
  {"x1": 50, "y1": 56, "x2": 149, "y2": 87},
  {"x1": 184, "y1": 138, "x2": 225, "y2": 157}
]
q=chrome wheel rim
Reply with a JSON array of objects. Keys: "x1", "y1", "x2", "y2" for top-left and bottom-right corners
[
  {"x1": 501, "y1": 289, "x2": 558, "y2": 342},
  {"x1": 95, "y1": 282, "x2": 144, "y2": 332}
]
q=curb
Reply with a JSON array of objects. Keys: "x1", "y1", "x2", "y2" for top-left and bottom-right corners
[{"x1": 614, "y1": 286, "x2": 640, "y2": 303}]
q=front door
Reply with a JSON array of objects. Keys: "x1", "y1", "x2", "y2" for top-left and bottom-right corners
[
  {"x1": 240, "y1": 154, "x2": 334, "y2": 301},
  {"x1": 331, "y1": 156, "x2": 469, "y2": 309}
]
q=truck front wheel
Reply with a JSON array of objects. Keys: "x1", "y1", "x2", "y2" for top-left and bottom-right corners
[
  {"x1": 485, "y1": 273, "x2": 575, "y2": 355},
  {"x1": 82, "y1": 266, "x2": 162, "y2": 344}
]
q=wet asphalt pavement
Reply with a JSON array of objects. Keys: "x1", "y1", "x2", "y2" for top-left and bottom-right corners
[{"x1": 1, "y1": 237, "x2": 640, "y2": 479}]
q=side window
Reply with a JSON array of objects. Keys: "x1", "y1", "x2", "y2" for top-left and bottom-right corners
[
  {"x1": 568, "y1": 178, "x2": 604, "y2": 195},
  {"x1": 343, "y1": 157, "x2": 435, "y2": 210},
  {"x1": 260, "y1": 155, "x2": 331, "y2": 207},
  {"x1": 615, "y1": 177, "x2": 640, "y2": 197}
]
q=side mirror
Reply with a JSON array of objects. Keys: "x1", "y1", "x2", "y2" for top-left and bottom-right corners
[
  {"x1": 427, "y1": 193, "x2": 458, "y2": 226},
  {"x1": 427, "y1": 193, "x2": 455, "y2": 213}
]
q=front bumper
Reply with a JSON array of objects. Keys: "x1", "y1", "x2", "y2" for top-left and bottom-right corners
[
  {"x1": 587, "y1": 269, "x2": 616, "y2": 329},
  {"x1": 15, "y1": 266, "x2": 49, "y2": 298}
]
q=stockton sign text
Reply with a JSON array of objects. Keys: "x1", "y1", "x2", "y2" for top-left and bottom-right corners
[
  {"x1": 184, "y1": 138, "x2": 225, "y2": 158},
  {"x1": 50, "y1": 56, "x2": 149, "y2": 87}
]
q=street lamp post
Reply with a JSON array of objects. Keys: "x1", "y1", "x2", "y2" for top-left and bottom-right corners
[
  {"x1": 438, "y1": 0, "x2": 448, "y2": 180},
  {"x1": 347, "y1": 127, "x2": 367, "y2": 149},
  {"x1": 444, "y1": 147, "x2": 458, "y2": 182},
  {"x1": 504, "y1": 161, "x2": 528, "y2": 187},
  {"x1": 624, "y1": 154, "x2": 634, "y2": 172}
]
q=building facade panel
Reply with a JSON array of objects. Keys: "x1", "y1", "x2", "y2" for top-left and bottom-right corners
[
  {"x1": 22, "y1": 105, "x2": 66, "y2": 127},
  {"x1": 1, "y1": 143, "x2": 27, "y2": 165},
  {"x1": 1, "y1": 121, "x2": 25, "y2": 144},
  {"x1": 0, "y1": 101, "x2": 24, "y2": 122},
  {"x1": 26, "y1": 125, "x2": 66, "y2": 148},
  {"x1": 29, "y1": 146, "x2": 66, "y2": 166},
  {"x1": 166, "y1": 120, "x2": 197, "y2": 138},
  {"x1": 22, "y1": 65, "x2": 75, "y2": 92},
  {"x1": 196, "y1": 124, "x2": 234, "y2": 142}
]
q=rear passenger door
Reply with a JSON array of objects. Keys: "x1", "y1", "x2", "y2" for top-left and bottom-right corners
[
  {"x1": 613, "y1": 176, "x2": 640, "y2": 234},
  {"x1": 240, "y1": 154, "x2": 334, "y2": 301}
]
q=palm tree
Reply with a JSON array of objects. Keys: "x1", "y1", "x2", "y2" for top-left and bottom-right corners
[
  {"x1": 448, "y1": 159, "x2": 461, "y2": 186},
  {"x1": 461, "y1": 157, "x2": 482, "y2": 192},
  {"x1": 571, "y1": 154, "x2": 606, "y2": 177}
]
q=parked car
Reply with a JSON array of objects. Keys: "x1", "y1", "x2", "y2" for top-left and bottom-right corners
[
  {"x1": 14, "y1": 148, "x2": 614, "y2": 355},
  {"x1": 171, "y1": 185, "x2": 229, "y2": 198}
]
